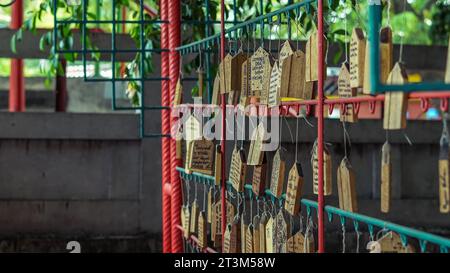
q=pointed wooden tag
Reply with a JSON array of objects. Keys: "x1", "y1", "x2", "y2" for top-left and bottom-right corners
[
  {"x1": 285, "y1": 163, "x2": 304, "y2": 215},
  {"x1": 189, "y1": 139, "x2": 215, "y2": 175},
  {"x1": 259, "y1": 213, "x2": 268, "y2": 253},
  {"x1": 312, "y1": 140, "x2": 332, "y2": 196},
  {"x1": 230, "y1": 218, "x2": 241, "y2": 253},
  {"x1": 306, "y1": 31, "x2": 327, "y2": 82},
  {"x1": 381, "y1": 141, "x2": 392, "y2": 213},
  {"x1": 287, "y1": 231, "x2": 315, "y2": 253},
  {"x1": 338, "y1": 63, "x2": 358, "y2": 123},
  {"x1": 241, "y1": 215, "x2": 248, "y2": 253},
  {"x1": 446, "y1": 37, "x2": 450, "y2": 83},
  {"x1": 265, "y1": 216, "x2": 275, "y2": 253},
  {"x1": 253, "y1": 216, "x2": 261, "y2": 253},
  {"x1": 377, "y1": 231, "x2": 415, "y2": 253},
  {"x1": 190, "y1": 201, "x2": 200, "y2": 235},
  {"x1": 211, "y1": 201, "x2": 221, "y2": 246},
  {"x1": 250, "y1": 47, "x2": 273, "y2": 103},
  {"x1": 198, "y1": 211, "x2": 207, "y2": 248},
  {"x1": 279, "y1": 41, "x2": 295, "y2": 68},
  {"x1": 337, "y1": 157, "x2": 358, "y2": 212},
  {"x1": 174, "y1": 77, "x2": 183, "y2": 106},
  {"x1": 212, "y1": 73, "x2": 221, "y2": 105},
  {"x1": 439, "y1": 134, "x2": 450, "y2": 213},
  {"x1": 246, "y1": 225, "x2": 254, "y2": 253},
  {"x1": 274, "y1": 210, "x2": 290, "y2": 253},
  {"x1": 349, "y1": 28, "x2": 366, "y2": 89},
  {"x1": 222, "y1": 224, "x2": 232, "y2": 253},
  {"x1": 230, "y1": 52, "x2": 248, "y2": 105},
  {"x1": 185, "y1": 115, "x2": 202, "y2": 142},
  {"x1": 252, "y1": 154, "x2": 267, "y2": 196},
  {"x1": 268, "y1": 61, "x2": 281, "y2": 108},
  {"x1": 239, "y1": 59, "x2": 251, "y2": 107},
  {"x1": 289, "y1": 50, "x2": 307, "y2": 99},
  {"x1": 214, "y1": 145, "x2": 222, "y2": 186},
  {"x1": 278, "y1": 42, "x2": 295, "y2": 98},
  {"x1": 383, "y1": 62, "x2": 408, "y2": 130},
  {"x1": 207, "y1": 187, "x2": 213, "y2": 223},
  {"x1": 229, "y1": 147, "x2": 247, "y2": 192},
  {"x1": 270, "y1": 149, "x2": 286, "y2": 198},
  {"x1": 248, "y1": 123, "x2": 266, "y2": 166},
  {"x1": 181, "y1": 205, "x2": 190, "y2": 239},
  {"x1": 220, "y1": 53, "x2": 233, "y2": 94}
]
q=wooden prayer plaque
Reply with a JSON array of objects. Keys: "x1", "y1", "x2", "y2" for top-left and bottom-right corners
[
  {"x1": 337, "y1": 158, "x2": 358, "y2": 212},
  {"x1": 240, "y1": 215, "x2": 247, "y2": 253},
  {"x1": 252, "y1": 154, "x2": 267, "y2": 196},
  {"x1": 214, "y1": 145, "x2": 222, "y2": 186},
  {"x1": 377, "y1": 231, "x2": 415, "y2": 253},
  {"x1": 207, "y1": 187, "x2": 213, "y2": 223},
  {"x1": 220, "y1": 54, "x2": 233, "y2": 94},
  {"x1": 281, "y1": 50, "x2": 307, "y2": 99},
  {"x1": 381, "y1": 141, "x2": 392, "y2": 213},
  {"x1": 211, "y1": 201, "x2": 222, "y2": 246},
  {"x1": 189, "y1": 139, "x2": 214, "y2": 175},
  {"x1": 197, "y1": 68, "x2": 204, "y2": 99},
  {"x1": 246, "y1": 225, "x2": 254, "y2": 253},
  {"x1": 181, "y1": 205, "x2": 190, "y2": 239},
  {"x1": 285, "y1": 163, "x2": 304, "y2": 216},
  {"x1": 274, "y1": 210, "x2": 290, "y2": 253},
  {"x1": 279, "y1": 41, "x2": 295, "y2": 68},
  {"x1": 439, "y1": 137, "x2": 450, "y2": 213},
  {"x1": 174, "y1": 77, "x2": 183, "y2": 106},
  {"x1": 259, "y1": 214, "x2": 268, "y2": 253},
  {"x1": 229, "y1": 147, "x2": 247, "y2": 192},
  {"x1": 268, "y1": 61, "x2": 281, "y2": 108},
  {"x1": 287, "y1": 231, "x2": 315, "y2": 253},
  {"x1": 312, "y1": 140, "x2": 332, "y2": 196},
  {"x1": 225, "y1": 200, "x2": 236, "y2": 227},
  {"x1": 190, "y1": 201, "x2": 200, "y2": 235},
  {"x1": 253, "y1": 216, "x2": 261, "y2": 253},
  {"x1": 363, "y1": 41, "x2": 371, "y2": 94},
  {"x1": 239, "y1": 59, "x2": 251, "y2": 107},
  {"x1": 185, "y1": 115, "x2": 202, "y2": 142},
  {"x1": 349, "y1": 28, "x2": 366, "y2": 89},
  {"x1": 270, "y1": 149, "x2": 286, "y2": 198},
  {"x1": 338, "y1": 63, "x2": 358, "y2": 123},
  {"x1": 265, "y1": 216, "x2": 275, "y2": 253},
  {"x1": 383, "y1": 62, "x2": 408, "y2": 130},
  {"x1": 279, "y1": 42, "x2": 295, "y2": 98},
  {"x1": 230, "y1": 52, "x2": 248, "y2": 104},
  {"x1": 380, "y1": 27, "x2": 393, "y2": 84},
  {"x1": 229, "y1": 219, "x2": 241, "y2": 253},
  {"x1": 446, "y1": 37, "x2": 450, "y2": 83},
  {"x1": 306, "y1": 31, "x2": 327, "y2": 82},
  {"x1": 198, "y1": 211, "x2": 207, "y2": 248},
  {"x1": 250, "y1": 47, "x2": 272, "y2": 103},
  {"x1": 248, "y1": 123, "x2": 265, "y2": 166},
  {"x1": 222, "y1": 225, "x2": 231, "y2": 253},
  {"x1": 212, "y1": 73, "x2": 221, "y2": 105}
]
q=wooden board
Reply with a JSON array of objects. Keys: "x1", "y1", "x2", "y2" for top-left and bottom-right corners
[
  {"x1": 229, "y1": 147, "x2": 247, "y2": 192},
  {"x1": 274, "y1": 210, "x2": 290, "y2": 253},
  {"x1": 230, "y1": 52, "x2": 248, "y2": 105},
  {"x1": 377, "y1": 231, "x2": 415, "y2": 253},
  {"x1": 362, "y1": 41, "x2": 371, "y2": 94},
  {"x1": 222, "y1": 225, "x2": 231, "y2": 253},
  {"x1": 230, "y1": 219, "x2": 241, "y2": 253},
  {"x1": 250, "y1": 47, "x2": 272, "y2": 103},
  {"x1": 252, "y1": 154, "x2": 267, "y2": 196},
  {"x1": 265, "y1": 216, "x2": 275, "y2": 253},
  {"x1": 383, "y1": 62, "x2": 408, "y2": 130},
  {"x1": 198, "y1": 211, "x2": 207, "y2": 248},
  {"x1": 439, "y1": 137, "x2": 450, "y2": 213},
  {"x1": 285, "y1": 163, "x2": 304, "y2": 216},
  {"x1": 207, "y1": 187, "x2": 213, "y2": 223},
  {"x1": 287, "y1": 231, "x2": 315, "y2": 253},
  {"x1": 338, "y1": 63, "x2": 358, "y2": 123},
  {"x1": 189, "y1": 139, "x2": 215, "y2": 175},
  {"x1": 349, "y1": 28, "x2": 366, "y2": 89},
  {"x1": 270, "y1": 149, "x2": 286, "y2": 198},
  {"x1": 259, "y1": 213, "x2": 268, "y2": 253},
  {"x1": 446, "y1": 37, "x2": 450, "y2": 83},
  {"x1": 289, "y1": 50, "x2": 307, "y2": 99},
  {"x1": 214, "y1": 145, "x2": 222, "y2": 186},
  {"x1": 181, "y1": 205, "x2": 190, "y2": 239},
  {"x1": 185, "y1": 115, "x2": 202, "y2": 142},
  {"x1": 279, "y1": 42, "x2": 295, "y2": 98},
  {"x1": 174, "y1": 77, "x2": 183, "y2": 106},
  {"x1": 337, "y1": 158, "x2": 358, "y2": 212},
  {"x1": 241, "y1": 216, "x2": 248, "y2": 254},
  {"x1": 279, "y1": 41, "x2": 295, "y2": 69},
  {"x1": 212, "y1": 73, "x2": 221, "y2": 105},
  {"x1": 306, "y1": 31, "x2": 327, "y2": 82},
  {"x1": 248, "y1": 123, "x2": 265, "y2": 166},
  {"x1": 245, "y1": 225, "x2": 254, "y2": 253},
  {"x1": 312, "y1": 140, "x2": 332, "y2": 196},
  {"x1": 268, "y1": 61, "x2": 281, "y2": 108},
  {"x1": 253, "y1": 216, "x2": 261, "y2": 253},
  {"x1": 380, "y1": 27, "x2": 394, "y2": 84},
  {"x1": 239, "y1": 59, "x2": 251, "y2": 107},
  {"x1": 381, "y1": 141, "x2": 392, "y2": 213},
  {"x1": 190, "y1": 201, "x2": 200, "y2": 235}
]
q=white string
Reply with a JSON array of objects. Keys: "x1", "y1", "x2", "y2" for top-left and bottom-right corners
[
  {"x1": 341, "y1": 0, "x2": 348, "y2": 64},
  {"x1": 342, "y1": 224, "x2": 346, "y2": 253},
  {"x1": 202, "y1": 184, "x2": 207, "y2": 210},
  {"x1": 356, "y1": 230, "x2": 361, "y2": 253},
  {"x1": 295, "y1": 114, "x2": 300, "y2": 163}
]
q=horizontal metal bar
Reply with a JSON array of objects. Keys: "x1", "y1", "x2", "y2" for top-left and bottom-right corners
[
  {"x1": 375, "y1": 83, "x2": 450, "y2": 93},
  {"x1": 113, "y1": 106, "x2": 171, "y2": 111},
  {"x1": 56, "y1": 19, "x2": 169, "y2": 24},
  {"x1": 301, "y1": 199, "x2": 450, "y2": 249},
  {"x1": 84, "y1": 77, "x2": 170, "y2": 82},
  {"x1": 56, "y1": 49, "x2": 170, "y2": 54},
  {"x1": 143, "y1": 133, "x2": 171, "y2": 138}
]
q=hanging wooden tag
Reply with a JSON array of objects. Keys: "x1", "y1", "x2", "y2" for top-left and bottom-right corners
[
  {"x1": 211, "y1": 201, "x2": 221, "y2": 246},
  {"x1": 212, "y1": 73, "x2": 221, "y2": 105},
  {"x1": 185, "y1": 115, "x2": 202, "y2": 142},
  {"x1": 248, "y1": 123, "x2": 266, "y2": 166},
  {"x1": 190, "y1": 201, "x2": 200, "y2": 235},
  {"x1": 349, "y1": 28, "x2": 366, "y2": 89},
  {"x1": 439, "y1": 134, "x2": 450, "y2": 213},
  {"x1": 226, "y1": 200, "x2": 236, "y2": 227},
  {"x1": 270, "y1": 149, "x2": 286, "y2": 198},
  {"x1": 239, "y1": 59, "x2": 251, "y2": 107},
  {"x1": 252, "y1": 154, "x2": 267, "y2": 196},
  {"x1": 287, "y1": 231, "x2": 315, "y2": 253},
  {"x1": 214, "y1": 145, "x2": 222, "y2": 186},
  {"x1": 230, "y1": 52, "x2": 248, "y2": 104},
  {"x1": 174, "y1": 77, "x2": 183, "y2": 106},
  {"x1": 279, "y1": 41, "x2": 295, "y2": 69},
  {"x1": 246, "y1": 225, "x2": 254, "y2": 253},
  {"x1": 337, "y1": 157, "x2": 358, "y2": 212},
  {"x1": 285, "y1": 163, "x2": 304, "y2": 216},
  {"x1": 306, "y1": 31, "x2": 327, "y2": 82},
  {"x1": 222, "y1": 224, "x2": 231, "y2": 253},
  {"x1": 278, "y1": 42, "x2": 295, "y2": 98},
  {"x1": 241, "y1": 215, "x2": 248, "y2": 253},
  {"x1": 281, "y1": 50, "x2": 307, "y2": 99},
  {"x1": 274, "y1": 210, "x2": 290, "y2": 253},
  {"x1": 229, "y1": 218, "x2": 241, "y2": 253},
  {"x1": 312, "y1": 140, "x2": 332, "y2": 196},
  {"x1": 363, "y1": 41, "x2": 371, "y2": 94},
  {"x1": 253, "y1": 215, "x2": 261, "y2": 253},
  {"x1": 446, "y1": 37, "x2": 450, "y2": 83},
  {"x1": 381, "y1": 141, "x2": 392, "y2": 213},
  {"x1": 380, "y1": 27, "x2": 394, "y2": 84},
  {"x1": 383, "y1": 62, "x2": 408, "y2": 130},
  {"x1": 198, "y1": 211, "x2": 207, "y2": 248},
  {"x1": 220, "y1": 53, "x2": 233, "y2": 94},
  {"x1": 207, "y1": 187, "x2": 213, "y2": 223},
  {"x1": 197, "y1": 68, "x2": 204, "y2": 99},
  {"x1": 250, "y1": 47, "x2": 272, "y2": 103},
  {"x1": 175, "y1": 129, "x2": 183, "y2": 160},
  {"x1": 189, "y1": 139, "x2": 215, "y2": 175},
  {"x1": 377, "y1": 231, "x2": 415, "y2": 253},
  {"x1": 338, "y1": 63, "x2": 358, "y2": 123},
  {"x1": 268, "y1": 61, "x2": 281, "y2": 108},
  {"x1": 259, "y1": 213, "x2": 268, "y2": 253},
  {"x1": 181, "y1": 205, "x2": 190, "y2": 239},
  {"x1": 265, "y1": 216, "x2": 275, "y2": 253},
  {"x1": 229, "y1": 147, "x2": 247, "y2": 192}
]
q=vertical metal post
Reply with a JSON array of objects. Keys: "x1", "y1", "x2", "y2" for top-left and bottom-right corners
[
  {"x1": 368, "y1": 2, "x2": 382, "y2": 94},
  {"x1": 220, "y1": 0, "x2": 227, "y2": 253},
  {"x1": 317, "y1": 0, "x2": 325, "y2": 253},
  {"x1": 169, "y1": 0, "x2": 183, "y2": 253},
  {"x1": 160, "y1": 0, "x2": 172, "y2": 253},
  {"x1": 9, "y1": 0, "x2": 25, "y2": 112},
  {"x1": 55, "y1": 59, "x2": 68, "y2": 112}
]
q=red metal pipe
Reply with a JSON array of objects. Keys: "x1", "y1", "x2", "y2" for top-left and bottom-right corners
[
  {"x1": 317, "y1": 0, "x2": 325, "y2": 253},
  {"x1": 168, "y1": 0, "x2": 183, "y2": 253},
  {"x1": 55, "y1": 59, "x2": 67, "y2": 112},
  {"x1": 9, "y1": 0, "x2": 25, "y2": 112},
  {"x1": 220, "y1": 0, "x2": 227, "y2": 253},
  {"x1": 160, "y1": 0, "x2": 172, "y2": 254}
]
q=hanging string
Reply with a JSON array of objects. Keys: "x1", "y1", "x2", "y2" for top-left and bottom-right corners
[
  {"x1": 277, "y1": 15, "x2": 282, "y2": 56},
  {"x1": 398, "y1": 0, "x2": 407, "y2": 63},
  {"x1": 342, "y1": 224, "x2": 346, "y2": 253},
  {"x1": 343, "y1": 121, "x2": 348, "y2": 159},
  {"x1": 386, "y1": 0, "x2": 392, "y2": 27},
  {"x1": 295, "y1": 113, "x2": 300, "y2": 163},
  {"x1": 202, "y1": 184, "x2": 207, "y2": 211},
  {"x1": 194, "y1": 180, "x2": 198, "y2": 201},
  {"x1": 356, "y1": 229, "x2": 361, "y2": 253},
  {"x1": 268, "y1": 22, "x2": 274, "y2": 57}
]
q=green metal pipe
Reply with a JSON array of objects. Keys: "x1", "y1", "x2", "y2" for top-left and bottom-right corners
[{"x1": 368, "y1": 2, "x2": 381, "y2": 95}]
